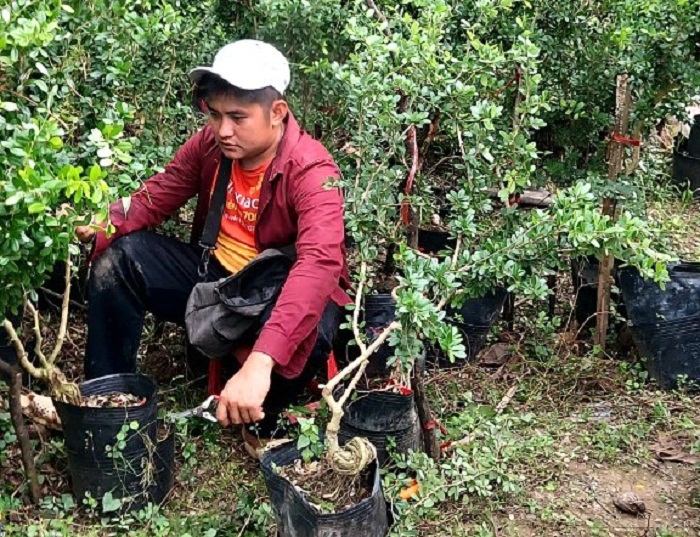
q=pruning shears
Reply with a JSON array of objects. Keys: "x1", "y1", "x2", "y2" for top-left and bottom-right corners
[{"x1": 167, "y1": 395, "x2": 219, "y2": 423}]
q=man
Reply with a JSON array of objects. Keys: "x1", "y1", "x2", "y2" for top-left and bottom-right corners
[{"x1": 76, "y1": 40, "x2": 349, "y2": 451}]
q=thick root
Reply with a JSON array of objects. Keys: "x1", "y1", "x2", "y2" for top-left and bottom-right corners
[
  {"x1": 48, "y1": 369, "x2": 81, "y2": 405},
  {"x1": 329, "y1": 436, "x2": 376, "y2": 476}
]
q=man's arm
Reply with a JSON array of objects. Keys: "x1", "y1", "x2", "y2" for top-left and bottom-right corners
[
  {"x1": 90, "y1": 128, "x2": 207, "y2": 259},
  {"x1": 253, "y1": 160, "x2": 345, "y2": 368}
]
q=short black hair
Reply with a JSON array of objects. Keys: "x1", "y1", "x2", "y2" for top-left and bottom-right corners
[{"x1": 193, "y1": 73, "x2": 283, "y2": 112}]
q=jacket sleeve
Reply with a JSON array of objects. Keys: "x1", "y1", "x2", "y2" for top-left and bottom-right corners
[
  {"x1": 253, "y1": 161, "x2": 344, "y2": 368},
  {"x1": 92, "y1": 128, "x2": 206, "y2": 259}
]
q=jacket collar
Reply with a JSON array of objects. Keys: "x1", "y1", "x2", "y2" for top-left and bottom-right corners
[{"x1": 267, "y1": 111, "x2": 301, "y2": 181}]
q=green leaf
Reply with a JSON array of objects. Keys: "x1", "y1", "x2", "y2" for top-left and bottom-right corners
[
  {"x1": 297, "y1": 435, "x2": 311, "y2": 449},
  {"x1": 0, "y1": 102, "x2": 18, "y2": 112},
  {"x1": 101, "y1": 492, "x2": 122, "y2": 513},
  {"x1": 28, "y1": 203, "x2": 46, "y2": 214},
  {"x1": 5, "y1": 193, "x2": 22, "y2": 205}
]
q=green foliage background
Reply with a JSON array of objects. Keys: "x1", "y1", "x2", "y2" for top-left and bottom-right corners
[{"x1": 1, "y1": 0, "x2": 698, "y2": 360}]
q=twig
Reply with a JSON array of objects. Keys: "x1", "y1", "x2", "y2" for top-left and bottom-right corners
[
  {"x1": 418, "y1": 111, "x2": 440, "y2": 170},
  {"x1": 443, "y1": 433, "x2": 475, "y2": 453},
  {"x1": 495, "y1": 385, "x2": 518, "y2": 414},
  {"x1": 38, "y1": 287, "x2": 87, "y2": 311},
  {"x1": 437, "y1": 234, "x2": 462, "y2": 310},
  {"x1": 364, "y1": 0, "x2": 389, "y2": 27},
  {"x1": 412, "y1": 356, "x2": 440, "y2": 459}
]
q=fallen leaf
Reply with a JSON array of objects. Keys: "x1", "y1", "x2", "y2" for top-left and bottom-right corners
[
  {"x1": 613, "y1": 492, "x2": 646, "y2": 515},
  {"x1": 479, "y1": 343, "x2": 512, "y2": 367},
  {"x1": 399, "y1": 479, "x2": 420, "y2": 500},
  {"x1": 649, "y1": 436, "x2": 700, "y2": 465}
]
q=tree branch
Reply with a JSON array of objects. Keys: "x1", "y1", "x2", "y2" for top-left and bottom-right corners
[
  {"x1": 48, "y1": 257, "x2": 71, "y2": 364},
  {"x1": 2, "y1": 319, "x2": 44, "y2": 380},
  {"x1": 25, "y1": 302, "x2": 49, "y2": 370},
  {"x1": 364, "y1": 0, "x2": 389, "y2": 27},
  {"x1": 0, "y1": 357, "x2": 12, "y2": 375},
  {"x1": 8, "y1": 366, "x2": 41, "y2": 503},
  {"x1": 352, "y1": 262, "x2": 369, "y2": 355}
]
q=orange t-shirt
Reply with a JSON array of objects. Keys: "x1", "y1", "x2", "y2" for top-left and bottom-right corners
[{"x1": 213, "y1": 159, "x2": 270, "y2": 273}]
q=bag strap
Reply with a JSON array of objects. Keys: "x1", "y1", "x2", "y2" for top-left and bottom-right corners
[{"x1": 198, "y1": 155, "x2": 233, "y2": 280}]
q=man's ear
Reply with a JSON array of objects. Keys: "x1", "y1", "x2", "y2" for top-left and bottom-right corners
[{"x1": 270, "y1": 100, "x2": 289, "y2": 127}]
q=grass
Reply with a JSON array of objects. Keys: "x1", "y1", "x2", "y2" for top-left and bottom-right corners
[{"x1": 6, "y1": 299, "x2": 698, "y2": 537}]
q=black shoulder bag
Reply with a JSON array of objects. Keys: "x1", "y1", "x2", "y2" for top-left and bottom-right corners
[{"x1": 185, "y1": 154, "x2": 296, "y2": 358}]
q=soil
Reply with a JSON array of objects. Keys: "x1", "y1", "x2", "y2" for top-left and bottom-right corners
[
  {"x1": 505, "y1": 462, "x2": 700, "y2": 536},
  {"x1": 277, "y1": 457, "x2": 373, "y2": 514},
  {"x1": 79, "y1": 392, "x2": 146, "y2": 408}
]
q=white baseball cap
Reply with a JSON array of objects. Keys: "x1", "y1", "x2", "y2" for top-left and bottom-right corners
[{"x1": 189, "y1": 40, "x2": 290, "y2": 94}]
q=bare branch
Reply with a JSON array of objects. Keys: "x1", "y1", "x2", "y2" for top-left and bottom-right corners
[
  {"x1": 437, "y1": 234, "x2": 462, "y2": 310},
  {"x1": 48, "y1": 257, "x2": 71, "y2": 364},
  {"x1": 25, "y1": 302, "x2": 49, "y2": 370},
  {"x1": 364, "y1": 0, "x2": 389, "y2": 27},
  {"x1": 323, "y1": 320, "x2": 401, "y2": 398},
  {"x1": 2, "y1": 319, "x2": 44, "y2": 380},
  {"x1": 352, "y1": 262, "x2": 368, "y2": 355},
  {"x1": 0, "y1": 357, "x2": 12, "y2": 375},
  {"x1": 8, "y1": 368, "x2": 41, "y2": 503}
]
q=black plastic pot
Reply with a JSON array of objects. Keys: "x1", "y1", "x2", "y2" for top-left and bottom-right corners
[
  {"x1": 417, "y1": 229, "x2": 457, "y2": 255},
  {"x1": 672, "y1": 149, "x2": 700, "y2": 196},
  {"x1": 0, "y1": 314, "x2": 18, "y2": 375},
  {"x1": 363, "y1": 294, "x2": 397, "y2": 377},
  {"x1": 261, "y1": 442, "x2": 389, "y2": 537},
  {"x1": 429, "y1": 288, "x2": 507, "y2": 367},
  {"x1": 54, "y1": 373, "x2": 175, "y2": 510},
  {"x1": 687, "y1": 114, "x2": 700, "y2": 157},
  {"x1": 618, "y1": 264, "x2": 700, "y2": 389},
  {"x1": 571, "y1": 256, "x2": 601, "y2": 332},
  {"x1": 339, "y1": 389, "x2": 421, "y2": 466}
]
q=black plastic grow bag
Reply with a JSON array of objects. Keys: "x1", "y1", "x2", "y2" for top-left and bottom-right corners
[
  {"x1": 417, "y1": 229, "x2": 457, "y2": 255},
  {"x1": 261, "y1": 442, "x2": 389, "y2": 537},
  {"x1": 363, "y1": 294, "x2": 397, "y2": 377},
  {"x1": 687, "y1": 114, "x2": 700, "y2": 157},
  {"x1": 339, "y1": 389, "x2": 421, "y2": 466},
  {"x1": 0, "y1": 315, "x2": 22, "y2": 372},
  {"x1": 428, "y1": 288, "x2": 507, "y2": 367},
  {"x1": 618, "y1": 264, "x2": 700, "y2": 389},
  {"x1": 672, "y1": 149, "x2": 700, "y2": 196},
  {"x1": 54, "y1": 373, "x2": 175, "y2": 510}
]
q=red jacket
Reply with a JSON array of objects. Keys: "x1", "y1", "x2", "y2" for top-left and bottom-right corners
[{"x1": 94, "y1": 113, "x2": 350, "y2": 378}]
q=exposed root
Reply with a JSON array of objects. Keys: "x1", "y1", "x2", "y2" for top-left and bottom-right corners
[{"x1": 329, "y1": 436, "x2": 377, "y2": 476}]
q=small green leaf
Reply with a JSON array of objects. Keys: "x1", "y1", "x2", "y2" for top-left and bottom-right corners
[
  {"x1": 28, "y1": 203, "x2": 46, "y2": 214},
  {"x1": 101, "y1": 492, "x2": 121, "y2": 513}
]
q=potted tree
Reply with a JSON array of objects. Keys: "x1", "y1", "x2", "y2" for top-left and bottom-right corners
[
  {"x1": 0, "y1": 88, "x2": 174, "y2": 510},
  {"x1": 254, "y1": 3, "x2": 675, "y2": 535}
]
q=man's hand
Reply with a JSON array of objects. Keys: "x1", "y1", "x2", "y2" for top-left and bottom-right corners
[
  {"x1": 216, "y1": 351, "x2": 274, "y2": 427},
  {"x1": 75, "y1": 225, "x2": 96, "y2": 244}
]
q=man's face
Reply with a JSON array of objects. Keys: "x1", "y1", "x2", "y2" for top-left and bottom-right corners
[{"x1": 206, "y1": 94, "x2": 283, "y2": 163}]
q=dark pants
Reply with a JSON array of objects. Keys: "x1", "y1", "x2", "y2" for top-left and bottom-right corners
[{"x1": 86, "y1": 231, "x2": 342, "y2": 435}]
